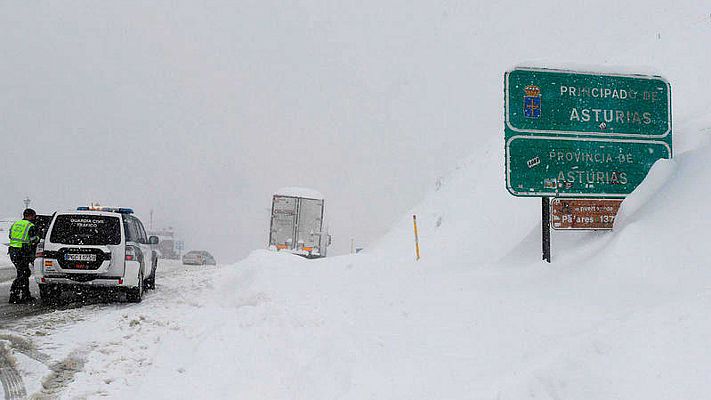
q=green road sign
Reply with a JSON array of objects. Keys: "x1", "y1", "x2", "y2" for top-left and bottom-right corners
[
  {"x1": 506, "y1": 68, "x2": 671, "y2": 138},
  {"x1": 506, "y1": 136, "x2": 670, "y2": 197},
  {"x1": 504, "y1": 67, "x2": 672, "y2": 197}
]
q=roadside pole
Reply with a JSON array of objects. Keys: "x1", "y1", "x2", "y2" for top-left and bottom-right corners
[
  {"x1": 412, "y1": 215, "x2": 421, "y2": 261},
  {"x1": 542, "y1": 197, "x2": 551, "y2": 263}
]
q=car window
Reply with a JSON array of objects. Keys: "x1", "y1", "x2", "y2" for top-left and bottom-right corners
[
  {"x1": 134, "y1": 218, "x2": 148, "y2": 242},
  {"x1": 34, "y1": 215, "x2": 53, "y2": 239},
  {"x1": 50, "y1": 214, "x2": 121, "y2": 245},
  {"x1": 123, "y1": 217, "x2": 140, "y2": 243}
]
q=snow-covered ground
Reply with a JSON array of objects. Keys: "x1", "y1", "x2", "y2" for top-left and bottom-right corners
[
  {"x1": 1, "y1": 221, "x2": 15, "y2": 273},
  {"x1": 0, "y1": 254, "x2": 11, "y2": 270},
  {"x1": 1, "y1": 118, "x2": 710, "y2": 399},
  {"x1": 0, "y1": 254, "x2": 14, "y2": 287}
]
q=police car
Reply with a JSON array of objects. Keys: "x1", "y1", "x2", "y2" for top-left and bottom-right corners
[{"x1": 35, "y1": 206, "x2": 159, "y2": 303}]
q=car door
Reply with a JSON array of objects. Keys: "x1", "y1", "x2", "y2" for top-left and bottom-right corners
[
  {"x1": 134, "y1": 218, "x2": 154, "y2": 274},
  {"x1": 124, "y1": 216, "x2": 150, "y2": 277}
]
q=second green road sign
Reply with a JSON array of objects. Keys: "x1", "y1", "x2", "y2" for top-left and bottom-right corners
[
  {"x1": 507, "y1": 136, "x2": 670, "y2": 197},
  {"x1": 505, "y1": 67, "x2": 672, "y2": 197}
]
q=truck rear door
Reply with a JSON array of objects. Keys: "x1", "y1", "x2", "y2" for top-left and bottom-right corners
[
  {"x1": 270, "y1": 196, "x2": 298, "y2": 249},
  {"x1": 296, "y1": 198, "x2": 324, "y2": 252}
]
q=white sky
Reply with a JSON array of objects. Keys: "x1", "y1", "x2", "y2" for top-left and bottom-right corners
[{"x1": 1, "y1": 1, "x2": 709, "y2": 261}]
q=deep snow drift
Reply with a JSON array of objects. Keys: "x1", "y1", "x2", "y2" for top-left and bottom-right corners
[{"x1": 3, "y1": 119, "x2": 709, "y2": 399}]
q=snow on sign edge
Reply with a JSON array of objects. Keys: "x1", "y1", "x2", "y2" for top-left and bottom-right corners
[
  {"x1": 508, "y1": 62, "x2": 667, "y2": 78},
  {"x1": 274, "y1": 187, "x2": 325, "y2": 200}
]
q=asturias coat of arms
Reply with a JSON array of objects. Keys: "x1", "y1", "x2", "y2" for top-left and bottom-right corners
[{"x1": 523, "y1": 85, "x2": 541, "y2": 119}]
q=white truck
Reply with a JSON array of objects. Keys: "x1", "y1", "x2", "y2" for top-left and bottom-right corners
[{"x1": 268, "y1": 188, "x2": 330, "y2": 258}]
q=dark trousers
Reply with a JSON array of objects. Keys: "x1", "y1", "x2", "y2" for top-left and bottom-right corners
[{"x1": 8, "y1": 247, "x2": 33, "y2": 301}]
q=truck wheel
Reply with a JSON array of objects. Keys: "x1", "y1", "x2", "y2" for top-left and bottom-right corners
[{"x1": 126, "y1": 270, "x2": 144, "y2": 303}]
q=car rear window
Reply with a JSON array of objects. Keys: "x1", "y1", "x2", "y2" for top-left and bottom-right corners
[{"x1": 49, "y1": 215, "x2": 122, "y2": 245}]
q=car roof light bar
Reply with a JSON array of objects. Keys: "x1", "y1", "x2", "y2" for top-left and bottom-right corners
[{"x1": 76, "y1": 206, "x2": 134, "y2": 214}]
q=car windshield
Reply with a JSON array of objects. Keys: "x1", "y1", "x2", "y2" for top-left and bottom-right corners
[{"x1": 50, "y1": 214, "x2": 122, "y2": 245}]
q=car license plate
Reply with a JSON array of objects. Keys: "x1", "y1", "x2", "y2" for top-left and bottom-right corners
[{"x1": 65, "y1": 254, "x2": 97, "y2": 262}]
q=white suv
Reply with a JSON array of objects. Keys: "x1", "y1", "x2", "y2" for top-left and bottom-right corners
[{"x1": 35, "y1": 207, "x2": 159, "y2": 303}]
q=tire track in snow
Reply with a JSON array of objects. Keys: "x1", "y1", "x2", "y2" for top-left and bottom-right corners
[
  {"x1": 0, "y1": 333, "x2": 86, "y2": 400},
  {"x1": 0, "y1": 332, "x2": 94, "y2": 399},
  {"x1": 0, "y1": 341, "x2": 27, "y2": 400},
  {"x1": 31, "y1": 351, "x2": 87, "y2": 400},
  {"x1": 0, "y1": 334, "x2": 51, "y2": 364}
]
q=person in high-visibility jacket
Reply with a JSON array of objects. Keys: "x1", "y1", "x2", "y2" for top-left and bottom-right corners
[{"x1": 7, "y1": 208, "x2": 40, "y2": 304}]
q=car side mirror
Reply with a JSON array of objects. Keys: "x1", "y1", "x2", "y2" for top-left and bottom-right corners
[{"x1": 149, "y1": 236, "x2": 159, "y2": 245}]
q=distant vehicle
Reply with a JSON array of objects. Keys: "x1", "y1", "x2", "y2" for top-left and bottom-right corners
[
  {"x1": 34, "y1": 206, "x2": 159, "y2": 303},
  {"x1": 148, "y1": 227, "x2": 181, "y2": 260},
  {"x1": 268, "y1": 187, "x2": 331, "y2": 258},
  {"x1": 182, "y1": 250, "x2": 216, "y2": 266}
]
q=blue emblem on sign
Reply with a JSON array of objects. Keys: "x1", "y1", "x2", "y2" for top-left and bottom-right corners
[{"x1": 523, "y1": 85, "x2": 541, "y2": 119}]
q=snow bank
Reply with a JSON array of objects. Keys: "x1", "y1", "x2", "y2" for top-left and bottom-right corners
[
  {"x1": 369, "y1": 136, "x2": 539, "y2": 267},
  {"x1": 509, "y1": 62, "x2": 669, "y2": 79},
  {"x1": 495, "y1": 142, "x2": 711, "y2": 399},
  {"x1": 274, "y1": 187, "x2": 325, "y2": 200}
]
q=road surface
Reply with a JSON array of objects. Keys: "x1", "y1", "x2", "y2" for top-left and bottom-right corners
[
  {"x1": 0, "y1": 260, "x2": 186, "y2": 331},
  {"x1": 0, "y1": 260, "x2": 200, "y2": 399},
  {"x1": 0, "y1": 261, "x2": 52, "y2": 327}
]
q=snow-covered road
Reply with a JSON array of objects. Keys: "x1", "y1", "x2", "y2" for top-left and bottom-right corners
[
  {"x1": 0, "y1": 254, "x2": 14, "y2": 286},
  {"x1": 0, "y1": 271, "x2": 14, "y2": 287},
  {"x1": 0, "y1": 260, "x2": 216, "y2": 399}
]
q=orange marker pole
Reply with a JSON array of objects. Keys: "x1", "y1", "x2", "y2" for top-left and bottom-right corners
[{"x1": 413, "y1": 215, "x2": 421, "y2": 261}]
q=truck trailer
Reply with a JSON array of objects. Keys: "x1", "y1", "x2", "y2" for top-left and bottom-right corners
[
  {"x1": 148, "y1": 227, "x2": 181, "y2": 260},
  {"x1": 268, "y1": 188, "x2": 330, "y2": 258}
]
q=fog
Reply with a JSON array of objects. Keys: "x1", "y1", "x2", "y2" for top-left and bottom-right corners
[{"x1": 2, "y1": 1, "x2": 709, "y2": 262}]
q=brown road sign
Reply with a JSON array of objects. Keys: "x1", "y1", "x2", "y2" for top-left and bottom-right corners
[{"x1": 551, "y1": 198, "x2": 623, "y2": 230}]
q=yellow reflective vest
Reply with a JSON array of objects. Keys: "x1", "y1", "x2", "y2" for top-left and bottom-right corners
[{"x1": 9, "y1": 219, "x2": 35, "y2": 248}]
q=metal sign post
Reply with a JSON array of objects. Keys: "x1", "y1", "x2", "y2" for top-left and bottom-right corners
[{"x1": 542, "y1": 197, "x2": 551, "y2": 263}]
